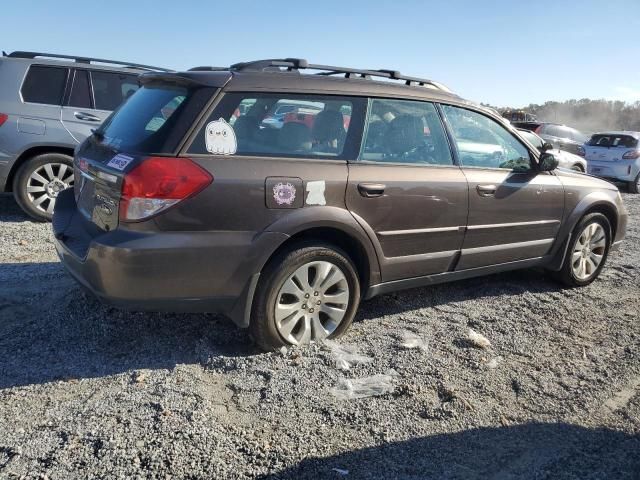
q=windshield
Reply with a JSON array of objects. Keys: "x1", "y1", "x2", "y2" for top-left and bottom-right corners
[{"x1": 518, "y1": 130, "x2": 544, "y2": 149}]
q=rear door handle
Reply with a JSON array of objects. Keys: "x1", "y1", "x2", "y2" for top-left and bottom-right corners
[
  {"x1": 476, "y1": 184, "x2": 496, "y2": 197},
  {"x1": 74, "y1": 111, "x2": 102, "y2": 122},
  {"x1": 358, "y1": 183, "x2": 386, "y2": 198}
]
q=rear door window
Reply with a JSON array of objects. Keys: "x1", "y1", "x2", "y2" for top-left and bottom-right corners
[
  {"x1": 21, "y1": 65, "x2": 69, "y2": 105},
  {"x1": 96, "y1": 83, "x2": 215, "y2": 154},
  {"x1": 67, "y1": 70, "x2": 92, "y2": 108},
  {"x1": 91, "y1": 71, "x2": 140, "y2": 111},
  {"x1": 188, "y1": 93, "x2": 366, "y2": 159},
  {"x1": 359, "y1": 98, "x2": 453, "y2": 165}
]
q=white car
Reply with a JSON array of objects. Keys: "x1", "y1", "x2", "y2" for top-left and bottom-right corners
[
  {"x1": 517, "y1": 129, "x2": 587, "y2": 172},
  {"x1": 584, "y1": 131, "x2": 640, "y2": 193}
]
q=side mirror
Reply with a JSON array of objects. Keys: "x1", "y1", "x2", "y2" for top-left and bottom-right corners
[
  {"x1": 539, "y1": 153, "x2": 559, "y2": 172},
  {"x1": 541, "y1": 142, "x2": 554, "y2": 152}
]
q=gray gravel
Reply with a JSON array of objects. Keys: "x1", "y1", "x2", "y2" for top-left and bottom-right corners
[{"x1": 0, "y1": 191, "x2": 638, "y2": 479}]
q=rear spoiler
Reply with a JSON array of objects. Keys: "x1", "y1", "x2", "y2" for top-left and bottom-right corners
[{"x1": 140, "y1": 71, "x2": 232, "y2": 88}]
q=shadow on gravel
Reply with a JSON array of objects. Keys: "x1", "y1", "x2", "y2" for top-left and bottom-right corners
[
  {"x1": 0, "y1": 262, "x2": 255, "y2": 390},
  {"x1": 357, "y1": 268, "x2": 563, "y2": 322},
  {"x1": 0, "y1": 194, "x2": 32, "y2": 223},
  {"x1": 258, "y1": 423, "x2": 640, "y2": 479},
  {"x1": 0, "y1": 259, "x2": 568, "y2": 389}
]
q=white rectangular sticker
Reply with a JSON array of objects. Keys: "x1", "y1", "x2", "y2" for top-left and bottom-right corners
[{"x1": 107, "y1": 154, "x2": 134, "y2": 171}]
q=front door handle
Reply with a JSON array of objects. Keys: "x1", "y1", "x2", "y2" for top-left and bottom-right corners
[
  {"x1": 358, "y1": 183, "x2": 386, "y2": 198},
  {"x1": 74, "y1": 111, "x2": 102, "y2": 122},
  {"x1": 476, "y1": 184, "x2": 497, "y2": 197}
]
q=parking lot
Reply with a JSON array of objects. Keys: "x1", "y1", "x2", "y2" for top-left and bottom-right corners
[{"x1": 0, "y1": 191, "x2": 638, "y2": 478}]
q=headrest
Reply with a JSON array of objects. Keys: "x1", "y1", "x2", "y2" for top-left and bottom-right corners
[
  {"x1": 278, "y1": 122, "x2": 312, "y2": 152},
  {"x1": 385, "y1": 114, "x2": 424, "y2": 155}
]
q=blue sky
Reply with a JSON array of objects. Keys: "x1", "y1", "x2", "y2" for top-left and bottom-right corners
[{"x1": 4, "y1": 0, "x2": 639, "y2": 107}]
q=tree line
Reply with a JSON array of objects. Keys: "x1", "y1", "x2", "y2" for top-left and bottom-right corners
[{"x1": 501, "y1": 99, "x2": 640, "y2": 134}]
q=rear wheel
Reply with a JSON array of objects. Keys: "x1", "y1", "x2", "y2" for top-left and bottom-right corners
[
  {"x1": 554, "y1": 213, "x2": 611, "y2": 287},
  {"x1": 571, "y1": 164, "x2": 584, "y2": 172},
  {"x1": 13, "y1": 153, "x2": 74, "y2": 221},
  {"x1": 250, "y1": 243, "x2": 360, "y2": 351},
  {"x1": 628, "y1": 173, "x2": 640, "y2": 194}
]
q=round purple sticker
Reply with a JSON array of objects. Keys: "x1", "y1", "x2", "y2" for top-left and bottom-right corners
[{"x1": 273, "y1": 182, "x2": 296, "y2": 206}]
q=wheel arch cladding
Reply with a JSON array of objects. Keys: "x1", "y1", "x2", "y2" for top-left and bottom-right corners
[
  {"x1": 549, "y1": 194, "x2": 619, "y2": 271},
  {"x1": 267, "y1": 226, "x2": 373, "y2": 290},
  {"x1": 6, "y1": 145, "x2": 75, "y2": 192}
]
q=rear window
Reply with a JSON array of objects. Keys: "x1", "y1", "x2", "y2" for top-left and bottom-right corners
[
  {"x1": 21, "y1": 65, "x2": 69, "y2": 105},
  {"x1": 96, "y1": 83, "x2": 214, "y2": 154},
  {"x1": 588, "y1": 134, "x2": 638, "y2": 148}
]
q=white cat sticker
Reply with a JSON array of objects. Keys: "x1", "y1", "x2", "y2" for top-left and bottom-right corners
[{"x1": 205, "y1": 118, "x2": 237, "y2": 155}]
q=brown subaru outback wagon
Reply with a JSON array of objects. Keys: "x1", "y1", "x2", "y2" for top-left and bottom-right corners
[{"x1": 52, "y1": 58, "x2": 628, "y2": 350}]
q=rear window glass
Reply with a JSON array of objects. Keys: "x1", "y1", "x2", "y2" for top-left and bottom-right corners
[
  {"x1": 21, "y1": 65, "x2": 68, "y2": 105},
  {"x1": 96, "y1": 83, "x2": 213, "y2": 154},
  {"x1": 188, "y1": 92, "x2": 366, "y2": 159},
  {"x1": 588, "y1": 134, "x2": 638, "y2": 148}
]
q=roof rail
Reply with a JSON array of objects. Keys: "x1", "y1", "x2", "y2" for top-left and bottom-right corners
[
  {"x1": 228, "y1": 58, "x2": 452, "y2": 92},
  {"x1": 5, "y1": 51, "x2": 172, "y2": 72}
]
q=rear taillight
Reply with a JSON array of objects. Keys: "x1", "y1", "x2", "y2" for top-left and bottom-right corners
[
  {"x1": 577, "y1": 145, "x2": 585, "y2": 157},
  {"x1": 622, "y1": 150, "x2": 640, "y2": 160},
  {"x1": 0, "y1": 113, "x2": 8, "y2": 127},
  {"x1": 120, "y1": 156, "x2": 212, "y2": 221}
]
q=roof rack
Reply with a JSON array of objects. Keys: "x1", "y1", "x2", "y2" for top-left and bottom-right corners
[
  {"x1": 228, "y1": 58, "x2": 452, "y2": 92},
  {"x1": 5, "y1": 51, "x2": 172, "y2": 72}
]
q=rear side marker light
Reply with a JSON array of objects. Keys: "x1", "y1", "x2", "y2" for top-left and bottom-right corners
[
  {"x1": 120, "y1": 156, "x2": 212, "y2": 221},
  {"x1": 0, "y1": 113, "x2": 8, "y2": 127}
]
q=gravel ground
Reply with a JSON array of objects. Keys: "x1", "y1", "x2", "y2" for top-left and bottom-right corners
[{"x1": 0, "y1": 192, "x2": 638, "y2": 479}]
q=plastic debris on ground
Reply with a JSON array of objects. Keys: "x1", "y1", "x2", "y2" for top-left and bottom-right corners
[
  {"x1": 324, "y1": 339, "x2": 373, "y2": 370},
  {"x1": 330, "y1": 369, "x2": 399, "y2": 400},
  {"x1": 487, "y1": 356, "x2": 502, "y2": 369},
  {"x1": 400, "y1": 330, "x2": 428, "y2": 352},
  {"x1": 332, "y1": 467, "x2": 349, "y2": 476},
  {"x1": 468, "y1": 328, "x2": 492, "y2": 349}
]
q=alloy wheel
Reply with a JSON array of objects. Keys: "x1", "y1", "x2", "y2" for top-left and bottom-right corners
[
  {"x1": 571, "y1": 223, "x2": 606, "y2": 280},
  {"x1": 26, "y1": 163, "x2": 74, "y2": 214},
  {"x1": 274, "y1": 261, "x2": 350, "y2": 345}
]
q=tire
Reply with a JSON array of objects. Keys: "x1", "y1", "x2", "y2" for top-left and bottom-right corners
[
  {"x1": 12, "y1": 153, "x2": 74, "y2": 222},
  {"x1": 249, "y1": 243, "x2": 361, "y2": 351},
  {"x1": 571, "y1": 164, "x2": 584, "y2": 173},
  {"x1": 628, "y1": 173, "x2": 640, "y2": 194},
  {"x1": 553, "y1": 213, "x2": 611, "y2": 287}
]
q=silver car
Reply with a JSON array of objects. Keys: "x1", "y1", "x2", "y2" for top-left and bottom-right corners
[
  {"x1": 517, "y1": 128, "x2": 587, "y2": 173},
  {"x1": 0, "y1": 51, "x2": 168, "y2": 221},
  {"x1": 585, "y1": 131, "x2": 640, "y2": 194}
]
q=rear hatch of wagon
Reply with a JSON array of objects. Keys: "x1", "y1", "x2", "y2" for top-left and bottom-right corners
[
  {"x1": 584, "y1": 133, "x2": 639, "y2": 162},
  {"x1": 73, "y1": 76, "x2": 220, "y2": 231}
]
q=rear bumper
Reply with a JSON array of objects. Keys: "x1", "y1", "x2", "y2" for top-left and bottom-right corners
[
  {"x1": 52, "y1": 189, "x2": 286, "y2": 326},
  {"x1": 587, "y1": 160, "x2": 639, "y2": 182}
]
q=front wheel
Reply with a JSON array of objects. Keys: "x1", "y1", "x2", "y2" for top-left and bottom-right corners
[
  {"x1": 13, "y1": 153, "x2": 74, "y2": 221},
  {"x1": 554, "y1": 213, "x2": 611, "y2": 287},
  {"x1": 250, "y1": 243, "x2": 361, "y2": 351}
]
